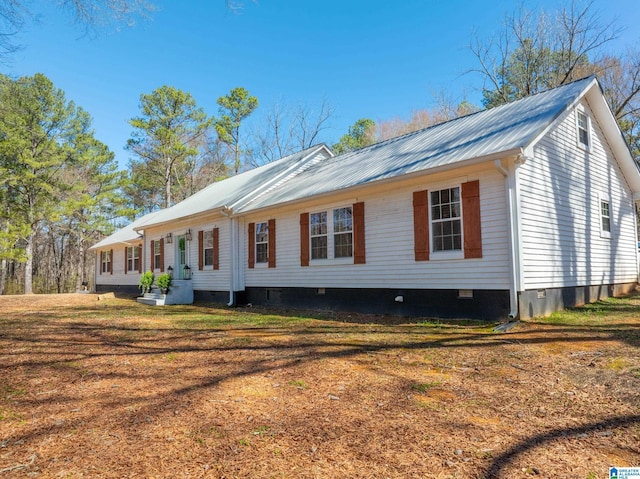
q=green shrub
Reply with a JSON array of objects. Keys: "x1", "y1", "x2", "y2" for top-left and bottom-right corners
[
  {"x1": 156, "y1": 273, "x2": 172, "y2": 293},
  {"x1": 138, "y1": 271, "x2": 154, "y2": 294}
]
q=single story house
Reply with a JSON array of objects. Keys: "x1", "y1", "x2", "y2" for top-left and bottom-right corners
[{"x1": 91, "y1": 76, "x2": 640, "y2": 320}]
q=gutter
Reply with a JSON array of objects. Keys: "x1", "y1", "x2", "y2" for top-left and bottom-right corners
[{"x1": 494, "y1": 153, "x2": 529, "y2": 319}]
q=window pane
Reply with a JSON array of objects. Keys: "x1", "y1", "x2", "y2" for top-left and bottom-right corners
[
  {"x1": 256, "y1": 243, "x2": 268, "y2": 263},
  {"x1": 204, "y1": 230, "x2": 213, "y2": 248},
  {"x1": 333, "y1": 207, "x2": 352, "y2": 233},
  {"x1": 432, "y1": 204, "x2": 441, "y2": 220},
  {"x1": 255, "y1": 222, "x2": 268, "y2": 243},
  {"x1": 311, "y1": 236, "x2": 327, "y2": 259},
  {"x1": 310, "y1": 212, "x2": 327, "y2": 236},
  {"x1": 334, "y1": 232, "x2": 353, "y2": 258}
]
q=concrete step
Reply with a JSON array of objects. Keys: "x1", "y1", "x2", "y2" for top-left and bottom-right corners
[{"x1": 137, "y1": 296, "x2": 165, "y2": 306}]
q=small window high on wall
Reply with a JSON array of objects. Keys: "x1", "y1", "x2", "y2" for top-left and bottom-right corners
[
  {"x1": 576, "y1": 109, "x2": 590, "y2": 150},
  {"x1": 600, "y1": 194, "x2": 611, "y2": 238}
]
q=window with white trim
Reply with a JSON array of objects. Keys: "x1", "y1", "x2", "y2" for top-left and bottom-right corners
[
  {"x1": 154, "y1": 241, "x2": 161, "y2": 269},
  {"x1": 576, "y1": 109, "x2": 590, "y2": 150},
  {"x1": 310, "y1": 207, "x2": 353, "y2": 260},
  {"x1": 255, "y1": 222, "x2": 268, "y2": 263},
  {"x1": 600, "y1": 195, "x2": 611, "y2": 238},
  {"x1": 431, "y1": 187, "x2": 462, "y2": 252},
  {"x1": 203, "y1": 230, "x2": 214, "y2": 266},
  {"x1": 101, "y1": 251, "x2": 111, "y2": 273},
  {"x1": 126, "y1": 246, "x2": 140, "y2": 272}
]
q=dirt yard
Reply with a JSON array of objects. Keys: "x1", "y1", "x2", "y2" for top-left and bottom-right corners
[{"x1": 0, "y1": 293, "x2": 639, "y2": 478}]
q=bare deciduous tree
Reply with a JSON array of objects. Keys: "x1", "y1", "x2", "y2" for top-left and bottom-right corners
[{"x1": 249, "y1": 97, "x2": 335, "y2": 166}]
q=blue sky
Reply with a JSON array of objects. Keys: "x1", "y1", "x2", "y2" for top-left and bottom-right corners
[{"x1": 4, "y1": 0, "x2": 640, "y2": 170}]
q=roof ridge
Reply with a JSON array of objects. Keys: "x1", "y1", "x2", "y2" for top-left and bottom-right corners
[{"x1": 329, "y1": 76, "x2": 598, "y2": 160}]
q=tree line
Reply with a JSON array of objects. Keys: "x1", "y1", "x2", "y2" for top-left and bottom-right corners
[{"x1": 2, "y1": 0, "x2": 640, "y2": 295}]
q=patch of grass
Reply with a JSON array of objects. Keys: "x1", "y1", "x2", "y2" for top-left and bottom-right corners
[
  {"x1": 164, "y1": 352, "x2": 178, "y2": 362},
  {"x1": 1, "y1": 385, "x2": 26, "y2": 399},
  {"x1": 238, "y1": 438, "x2": 250, "y2": 446},
  {"x1": 252, "y1": 425, "x2": 271, "y2": 436},
  {"x1": 0, "y1": 409, "x2": 25, "y2": 421},
  {"x1": 288, "y1": 379, "x2": 307, "y2": 390},
  {"x1": 411, "y1": 381, "x2": 442, "y2": 392},
  {"x1": 538, "y1": 296, "x2": 640, "y2": 326},
  {"x1": 606, "y1": 357, "x2": 630, "y2": 371}
]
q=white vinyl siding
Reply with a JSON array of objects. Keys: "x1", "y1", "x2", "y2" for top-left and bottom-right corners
[
  {"x1": 244, "y1": 165, "x2": 510, "y2": 290},
  {"x1": 520, "y1": 101, "x2": 638, "y2": 289},
  {"x1": 189, "y1": 221, "x2": 231, "y2": 292},
  {"x1": 137, "y1": 220, "x2": 232, "y2": 293},
  {"x1": 94, "y1": 248, "x2": 140, "y2": 287}
]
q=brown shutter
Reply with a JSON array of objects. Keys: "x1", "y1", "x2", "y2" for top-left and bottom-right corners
[
  {"x1": 268, "y1": 219, "x2": 276, "y2": 268},
  {"x1": 353, "y1": 202, "x2": 365, "y2": 264},
  {"x1": 198, "y1": 230, "x2": 204, "y2": 271},
  {"x1": 99, "y1": 251, "x2": 102, "y2": 275},
  {"x1": 124, "y1": 247, "x2": 128, "y2": 274},
  {"x1": 138, "y1": 245, "x2": 142, "y2": 273},
  {"x1": 213, "y1": 228, "x2": 219, "y2": 270},
  {"x1": 248, "y1": 222, "x2": 255, "y2": 269},
  {"x1": 109, "y1": 249, "x2": 113, "y2": 274},
  {"x1": 159, "y1": 238, "x2": 165, "y2": 272},
  {"x1": 413, "y1": 190, "x2": 430, "y2": 261},
  {"x1": 150, "y1": 240, "x2": 155, "y2": 271},
  {"x1": 462, "y1": 180, "x2": 482, "y2": 259},
  {"x1": 300, "y1": 213, "x2": 310, "y2": 267}
]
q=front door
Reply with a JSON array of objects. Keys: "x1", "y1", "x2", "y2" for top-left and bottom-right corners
[{"x1": 176, "y1": 235, "x2": 187, "y2": 279}]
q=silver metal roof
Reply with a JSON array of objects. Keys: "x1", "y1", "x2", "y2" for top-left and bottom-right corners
[
  {"x1": 135, "y1": 144, "x2": 333, "y2": 228},
  {"x1": 92, "y1": 76, "x2": 609, "y2": 250},
  {"x1": 88, "y1": 210, "x2": 163, "y2": 250},
  {"x1": 238, "y1": 77, "x2": 597, "y2": 213}
]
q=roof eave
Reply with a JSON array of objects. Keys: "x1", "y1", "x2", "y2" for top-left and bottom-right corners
[
  {"x1": 133, "y1": 207, "x2": 226, "y2": 233},
  {"x1": 88, "y1": 236, "x2": 143, "y2": 251},
  {"x1": 236, "y1": 147, "x2": 525, "y2": 216}
]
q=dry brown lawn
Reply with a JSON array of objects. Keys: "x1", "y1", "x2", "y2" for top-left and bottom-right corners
[{"x1": 0, "y1": 293, "x2": 639, "y2": 478}]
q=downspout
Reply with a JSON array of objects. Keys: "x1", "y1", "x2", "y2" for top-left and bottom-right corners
[
  {"x1": 221, "y1": 206, "x2": 235, "y2": 306},
  {"x1": 633, "y1": 197, "x2": 640, "y2": 284},
  {"x1": 495, "y1": 154, "x2": 529, "y2": 319}
]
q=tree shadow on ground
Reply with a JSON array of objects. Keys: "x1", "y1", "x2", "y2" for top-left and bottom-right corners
[{"x1": 483, "y1": 414, "x2": 640, "y2": 478}]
